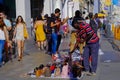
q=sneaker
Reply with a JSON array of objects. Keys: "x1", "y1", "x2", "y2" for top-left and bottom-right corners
[
  {"x1": 38, "y1": 48, "x2": 40, "y2": 50},
  {"x1": 0, "y1": 64, "x2": 2, "y2": 68},
  {"x1": 52, "y1": 55, "x2": 57, "y2": 61},
  {"x1": 91, "y1": 72, "x2": 96, "y2": 76},
  {"x1": 82, "y1": 71, "x2": 92, "y2": 76}
]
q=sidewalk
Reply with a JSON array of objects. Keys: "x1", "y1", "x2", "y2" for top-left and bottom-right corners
[
  {"x1": 103, "y1": 26, "x2": 120, "y2": 52},
  {"x1": 0, "y1": 34, "x2": 52, "y2": 80},
  {"x1": 113, "y1": 39, "x2": 120, "y2": 51},
  {"x1": 82, "y1": 32, "x2": 120, "y2": 80},
  {"x1": 0, "y1": 29, "x2": 120, "y2": 80}
]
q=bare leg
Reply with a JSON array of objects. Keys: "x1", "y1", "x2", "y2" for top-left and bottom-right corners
[
  {"x1": 43, "y1": 40, "x2": 47, "y2": 50},
  {"x1": 37, "y1": 42, "x2": 40, "y2": 50},
  {"x1": 17, "y1": 40, "x2": 21, "y2": 61},
  {"x1": 40, "y1": 41, "x2": 44, "y2": 50},
  {"x1": 21, "y1": 40, "x2": 24, "y2": 60}
]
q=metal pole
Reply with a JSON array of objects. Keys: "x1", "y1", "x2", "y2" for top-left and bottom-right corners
[{"x1": 98, "y1": 0, "x2": 100, "y2": 13}]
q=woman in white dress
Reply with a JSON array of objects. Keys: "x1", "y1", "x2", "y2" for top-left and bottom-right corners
[{"x1": 14, "y1": 15, "x2": 27, "y2": 61}]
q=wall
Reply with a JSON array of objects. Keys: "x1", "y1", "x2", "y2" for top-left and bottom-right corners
[{"x1": 15, "y1": 0, "x2": 31, "y2": 28}]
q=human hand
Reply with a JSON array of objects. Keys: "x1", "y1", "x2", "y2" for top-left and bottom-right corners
[
  {"x1": 7, "y1": 41, "x2": 12, "y2": 47},
  {"x1": 12, "y1": 38, "x2": 16, "y2": 42},
  {"x1": 66, "y1": 16, "x2": 69, "y2": 20},
  {"x1": 56, "y1": 22, "x2": 60, "y2": 26}
]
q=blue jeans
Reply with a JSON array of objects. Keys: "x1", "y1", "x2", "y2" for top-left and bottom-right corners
[
  {"x1": 83, "y1": 41, "x2": 99, "y2": 73},
  {"x1": 0, "y1": 40, "x2": 5, "y2": 65},
  {"x1": 51, "y1": 32, "x2": 57, "y2": 54}
]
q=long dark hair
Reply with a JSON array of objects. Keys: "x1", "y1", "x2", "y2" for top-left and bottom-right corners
[
  {"x1": 0, "y1": 17, "x2": 5, "y2": 30},
  {"x1": 16, "y1": 15, "x2": 25, "y2": 24},
  {"x1": 36, "y1": 15, "x2": 43, "y2": 20}
]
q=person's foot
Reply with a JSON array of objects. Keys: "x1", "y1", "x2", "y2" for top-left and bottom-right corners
[
  {"x1": 14, "y1": 55, "x2": 17, "y2": 58},
  {"x1": 82, "y1": 71, "x2": 92, "y2": 76},
  {"x1": 40, "y1": 46, "x2": 44, "y2": 51},
  {"x1": 38, "y1": 47, "x2": 40, "y2": 50},
  {"x1": 45, "y1": 51, "x2": 51, "y2": 55},
  {"x1": 18, "y1": 57, "x2": 22, "y2": 61},
  {"x1": 91, "y1": 72, "x2": 96, "y2": 76},
  {"x1": 2, "y1": 61, "x2": 5, "y2": 65},
  {"x1": 0, "y1": 64, "x2": 2, "y2": 68},
  {"x1": 44, "y1": 46, "x2": 47, "y2": 50},
  {"x1": 18, "y1": 59, "x2": 21, "y2": 61},
  {"x1": 52, "y1": 54, "x2": 58, "y2": 61}
]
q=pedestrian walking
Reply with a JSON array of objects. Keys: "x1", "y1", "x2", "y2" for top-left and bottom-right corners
[
  {"x1": 94, "y1": 13, "x2": 102, "y2": 38},
  {"x1": 0, "y1": 17, "x2": 9, "y2": 67},
  {"x1": 0, "y1": 12, "x2": 12, "y2": 62},
  {"x1": 89, "y1": 12, "x2": 99, "y2": 38},
  {"x1": 50, "y1": 10, "x2": 60, "y2": 60},
  {"x1": 34, "y1": 15, "x2": 46, "y2": 50},
  {"x1": 13, "y1": 15, "x2": 29, "y2": 61},
  {"x1": 50, "y1": 8, "x2": 68, "y2": 60}
]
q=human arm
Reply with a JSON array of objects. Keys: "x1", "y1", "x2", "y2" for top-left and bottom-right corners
[
  {"x1": 34, "y1": 21, "x2": 37, "y2": 29},
  {"x1": 13, "y1": 26, "x2": 16, "y2": 41},
  {"x1": 69, "y1": 40, "x2": 79, "y2": 54},
  {"x1": 4, "y1": 19, "x2": 12, "y2": 31},
  {"x1": 62, "y1": 17, "x2": 69, "y2": 25},
  {"x1": 3, "y1": 26, "x2": 9, "y2": 42},
  {"x1": 50, "y1": 21, "x2": 60, "y2": 28},
  {"x1": 6, "y1": 27, "x2": 11, "y2": 31}
]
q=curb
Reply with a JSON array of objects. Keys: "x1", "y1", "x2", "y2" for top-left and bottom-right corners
[{"x1": 113, "y1": 39, "x2": 120, "y2": 51}]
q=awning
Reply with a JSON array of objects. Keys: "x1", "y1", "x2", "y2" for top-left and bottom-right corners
[{"x1": 98, "y1": 13, "x2": 107, "y2": 17}]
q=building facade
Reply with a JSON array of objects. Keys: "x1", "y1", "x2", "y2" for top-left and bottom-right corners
[{"x1": 0, "y1": 0, "x2": 94, "y2": 27}]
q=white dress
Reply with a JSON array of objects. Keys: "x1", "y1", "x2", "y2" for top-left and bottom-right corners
[{"x1": 15, "y1": 24, "x2": 24, "y2": 41}]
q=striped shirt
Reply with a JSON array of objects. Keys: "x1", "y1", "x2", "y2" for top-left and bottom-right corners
[{"x1": 76, "y1": 22, "x2": 99, "y2": 44}]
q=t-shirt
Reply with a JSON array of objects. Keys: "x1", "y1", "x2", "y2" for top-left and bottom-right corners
[
  {"x1": 50, "y1": 17, "x2": 61, "y2": 33},
  {"x1": 4, "y1": 19, "x2": 12, "y2": 40},
  {"x1": 3, "y1": 19, "x2": 11, "y2": 27},
  {"x1": 0, "y1": 29, "x2": 5, "y2": 40},
  {"x1": 77, "y1": 22, "x2": 99, "y2": 44},
  {"x1": 50, "y1": 17, "x2": 57, "y2": 33}
]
